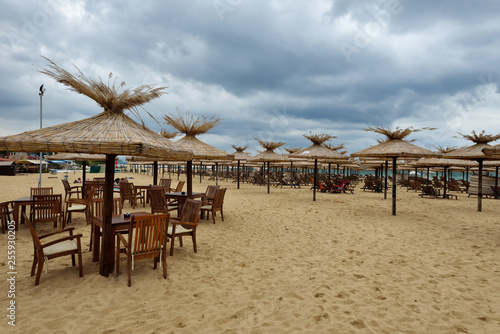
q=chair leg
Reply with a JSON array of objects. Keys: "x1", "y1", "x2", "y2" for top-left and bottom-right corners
[
  {"x1": 192, "y1": 232, "x2": 197, "y2": 253},
  {"x1": 35, "y1": 257, "x2": 44, "y2": 286},
  {"x1": 127, "y1": 254, "x2": 132, "y2": 287},
  {"x1": 169, "y1": 236, "x2": 175, "y2": 256},
  {"x1": 220, "y1": 208, "x2": 224, "y2": 221},
  {"x1": 162, "y1": 249, "x2": 167, "y2": 279},
  {"x1": 212, "y1": 209, "x2": 216, "y2": 224},
  {"x1": 77, "y1": 250, "x2": 83, "y2": 278},
  {"x1": 71, "y1": 253, "x2": 76, "y2": 267},
  {"x1": 31, "y1": 249, "x2": 38, "y2": 276}
]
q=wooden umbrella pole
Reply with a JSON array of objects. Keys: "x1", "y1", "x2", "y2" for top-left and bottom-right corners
[
  {"x1": 82, "y1": 161, "x2": 87, "y2": 196},
  {"x1": 478, "y1": 159, "x2": 483, "y2": 212},
  {"x1": 200, "y1": 161, "x2": 203, "y2": 183},
  {"x1": 99, "y1": 154, "x2": 117, "y2": 276},
  {"x1": 187, "y1": 160, "x2": 193, "y2": 199},
  {"x1": 443, "y1": 166, "x2": 448, "y2": 199},
  {"x1": 216, "y1": 162, "x2": 219, "y2": 186},
  {"x1": 153, "y1": 161, "x2": 158, "y2": 185},
  {"x1": 313, "y1": 158, "x2": 317, "y2": 201},
  {"x1": 267, "y1": 161, "x2": 270, "y2": 194},
  {"x1": 384, "y1": 160, "x2": 388, "y2": 200},
  {"x1": 495, "y1": 166, "x2": 499, "y2": 199},
  {"x1": 237, "y1": 160, "x2": 240, "y2": 189},
  {"x1": 392, "y1": 157, "x2": 397, "y2": 216}
]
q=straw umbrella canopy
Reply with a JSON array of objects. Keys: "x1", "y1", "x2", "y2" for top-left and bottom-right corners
[
  {"x1": 289, "y1": 133, "x2": 343, "y2": 201},
  {"x1": 230, "y1": 145, "x2": 252, "y2": 189},
  {"x1": 351, "y1": 127, "x2": 438, "y2": 215},
  {"x1": 0, "y1": 58, "x2": 193, "y2": 276},
  {"x1": 164, "y1": 112, "x2": 233, "y2": 189},
  {"x1": 249, "y1": 139, "x2": 288, "y2": 193},
  {"x1": 443, "y1": 131, "x2": 500, "y2": 211},
  {"x1": 409, "y1": 157, "x2": 477, "y2": 198}
]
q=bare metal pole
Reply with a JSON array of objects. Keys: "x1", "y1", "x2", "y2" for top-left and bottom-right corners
[{"x1": 38, "y1": 85, "x2": 45, "y2": 188}]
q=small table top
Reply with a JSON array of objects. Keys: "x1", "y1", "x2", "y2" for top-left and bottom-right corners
[
  {"x1": 165, "y1": 191, "x2": 205, "y2": 198},
  {"x1": 93, "y1": 211, "x2": 151, "y2": 228}
]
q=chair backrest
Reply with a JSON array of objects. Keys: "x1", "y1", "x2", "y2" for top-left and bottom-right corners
[
  {"x1": 31, "y1": 187, "x2": 53, "y2": 197},
  {"x1": 148, "y1": 188, "x2": 168, "y2": 214},
  {"x1": 32, "y1": 194, "x2": 62, "y2": 225},
  {"x1": 205, "y1": 185, "x2": 219, "y2": 200},
  {"x1": 159, "y1": 179, "x2": 171, "y2": 191},
  {"x1": 127, "y1": 214, "x2": 169, "y2": 257},
  {"x1": 61, "y1": 179, "x2": 71, "y2": 191},
  {"x1": 91, "y1": 197, "x2": 122, "y2": 220},
  {"x1": 0, "y1": 203, "x2": 9, "y2": 233},
  {"x1": 120, "y1": 182, "x2": 135, "y2": 199},
  {"x1": 174, "y1": 181, "x2": 185, "y2": 192},
  {"x1": 212, "y1": 188, "x2": 227, "y2": 209},
  {"x1": 179, "y1": 199, "x2": 202, "y2": 226}
]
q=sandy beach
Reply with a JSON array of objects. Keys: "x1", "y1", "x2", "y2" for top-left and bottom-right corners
[{"x1": 1, "y1": 171, "x2": 500, "y2": 333}]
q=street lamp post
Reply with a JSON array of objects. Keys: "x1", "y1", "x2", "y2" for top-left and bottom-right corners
[{"x1": 38, "y1": 84, "x2": 45, "y2": 188}]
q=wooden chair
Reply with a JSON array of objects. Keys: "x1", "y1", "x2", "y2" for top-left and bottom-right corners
[
  {"x1": 173, "y1": 181, "x2": 185, "y2": 193},
  {"x1": 1, "y1": 202, "x2": 11, "y2": 234},
  {"x1": 61, "y1": 179, "x2": 81, "y2": 201},
  {"x1": 31, "y1": 194, "x2": 63, "y2": 230},
  {"x1": 148, "y1": 187, "x2": 174, "y2": 214},
  {"x1": 201, "y1": 188, "x2": 226, "y2": 224},
  {"x1": 419, "y1": 186, "x2": 441, "y2": 198},
  {"x1": 23, "y1": 212, "x2": 83, "y2": 286},
  {"x1": 119, "y1": 182, "x2": 145, "y2": 209},
  {"x1": 204, "y1": 185, "x2": 219, "y2": 203},
  {"x1": 159, "y1": 178, "x2": 172, "y2": 192},
  {"x1": 89, "y1": 197, "x2": 122, "y2": 251},
  {"x1": 64, "y1": 185, "x2": 95, "y2": 228},
  {"x1": 167, "y1": 199, "x2": 202, "y2": 256},
  {"x1": 115, "y1": 214, "x2": 169, "y2": 287},
  {"x1": 31, "y1": 187, "x2": 53, "y2": 197},
  {"x1": 0, "y1": 201, "x2": 14, "y2": 234}
]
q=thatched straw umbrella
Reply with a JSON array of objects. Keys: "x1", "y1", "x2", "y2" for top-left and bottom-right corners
[
  {"x1": 0, "y1": 58, "x2": 193, "y2": 276},
  {"x1": 230, "y1": 145, "x2": 252, "y2": 189},
  {"x1": 443, "y1": 131, "x2": 500, "y2": 211},
  {"x1": 409, "y1": 157, "x2": 477, "y2": 198},
  {"x1": 249, "y1": 139, "x2": 288, "y2": 193},
  {"x1": 351, "y1": 127, "x2": 438, "y2": 215},
  {"x1": 289, "y1": 133, "x2": 346, "y2": 201},
  {"x1": 163, "y1": 112, "x2": 233, "y2": 190}
]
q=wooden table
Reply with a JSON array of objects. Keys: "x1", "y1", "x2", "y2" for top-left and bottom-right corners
[
  {"x1": 165, "y1": 192, "x2": 205, "y2": 215},
  {"x1": 92, "y1": 211, "x2": 151, "y2": 265},
  {"x1": 13, "y1": 196, "x2": 33, "y2": 231}
]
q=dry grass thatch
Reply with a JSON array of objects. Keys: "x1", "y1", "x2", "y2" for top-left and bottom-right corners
[
  {"x1": 365, "y1": 126, "x2": 436, "y2": 141},
  {"x1": 255, "y1": 139, "x2": 285, "y2": 151},
  {"x1": 40, "y1": 57, "x2": 166, "y2": 116},
  {"x1": 303, "y1": 133, "x2": 336, "y2": 145},
  {"x1": 231, "y1": 145, "x2": 248, "y2": 152},
  {"x1": 323, "y1": 143, "x2": 345, "y2": 151},
  {"x1": 433, "y1": 145, "x2": 457, "y2": 154},
  {"x1": 455, "y1": 130, "x2": 500, "y2": 144},
  {"x1": 160, "y1": 129, "x2": 179, "y2": 139},
  {"x1": 163, "y1": 111, "x2": 220, "y2": 137},
  {"x1": 284, "y1": 147, "x2": 302, "y2": 154}
]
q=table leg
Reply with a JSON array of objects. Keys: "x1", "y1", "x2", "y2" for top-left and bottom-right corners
[
  {"x1": 92, "y1": 224, "x2": 100, "y2": 262},
  {"x1": 13, "y1": 203, "x2": 19, "y2": 231}
]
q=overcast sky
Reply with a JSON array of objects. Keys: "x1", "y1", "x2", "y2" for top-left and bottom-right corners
[{"x1": 1, "y1": 0, "x2": 500, "y2": 155}]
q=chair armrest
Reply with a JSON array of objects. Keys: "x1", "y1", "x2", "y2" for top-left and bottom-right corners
[
  {"x1": 171, "y1": 221, "x2": 197, "y2": 227},
  {"x1": 40, "y1": 234, "x2": 83, "y2": 248},
  {"x1": 116, "y1": 232, "x2": 128, "y2": 248},
  {"x1": 38, "y1": 227, "x2": 76, "y2": 239},
  {"x1": 66, "y1": 198, "x2": 87, "y2": 205}
]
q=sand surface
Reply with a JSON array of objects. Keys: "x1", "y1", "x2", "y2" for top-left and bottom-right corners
[{"x1": 1, "y1": 171, "x2": 500, "y2": 333}]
